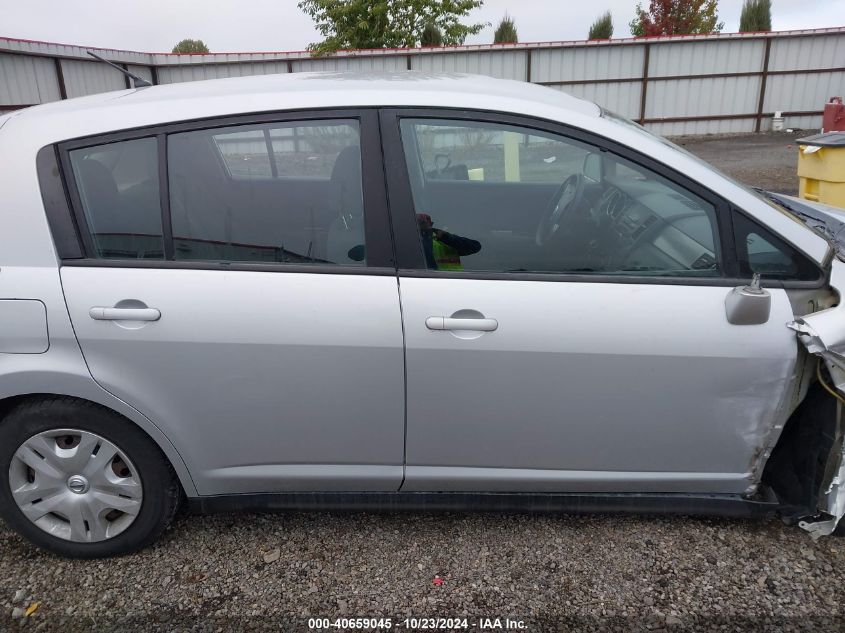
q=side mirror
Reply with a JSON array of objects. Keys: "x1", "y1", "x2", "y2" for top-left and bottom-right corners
[
  {"x1": 583, "y1": 153, "x2": 602, "y2": 183},
  {"x1": 725, "y1": 274, "x2": 771, "y2": 325}
]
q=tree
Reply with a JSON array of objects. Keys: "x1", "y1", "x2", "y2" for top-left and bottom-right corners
[
  {"x1": 588, "y1": 11, "x2": 614, "y2": 39},
  {"x1": 298, "y1": 0, "x2": 486, "y2": 55},
  {"x1": 493, "y1": 14, "x2": 518, "y2": 44},
  {"x1": 421, "y1": 22, "x2": 444, "y2": 46},
  {"x1": 739, "y1": 0, "x2": 771, "y2": 32},
  {"x1": 171, "y1": 39, "x2": 209, "y2": 54},
  {"x1": 629, "y1": 0, "x2": 724, "y2": 37}
]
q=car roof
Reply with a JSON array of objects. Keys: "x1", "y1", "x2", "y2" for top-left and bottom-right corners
[{"x1": 11, "y1": 71, "x2": 600, "y2": 125}]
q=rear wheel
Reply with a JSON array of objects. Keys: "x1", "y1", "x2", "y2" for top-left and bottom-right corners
[{"x1": 0, "y1": 397, "x2": 181, "y2": 558}]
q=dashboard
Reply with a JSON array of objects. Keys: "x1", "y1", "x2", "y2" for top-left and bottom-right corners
[{"x1": 594, "y1": 182, "x2": 719, "y2": 274}]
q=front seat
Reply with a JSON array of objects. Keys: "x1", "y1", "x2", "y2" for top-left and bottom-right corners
[{"x1": 326, "y1": 145, "x2": 366, "y2": 265}]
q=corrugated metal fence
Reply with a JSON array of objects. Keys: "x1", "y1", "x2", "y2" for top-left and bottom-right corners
[{"x1": 1, "y1": 27, "x2": 844, "y2": 135}]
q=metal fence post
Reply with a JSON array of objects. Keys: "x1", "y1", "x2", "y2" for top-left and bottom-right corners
[
  {"x1": 755, "y1": 37, "x2": 773, "y2": 133},
  {"x1": 526, "y1": 49, "x2": 532, "y2": 83},
  {"x1": 638, "y1": 43, "x2": 651, "y2": 124},
  {"x1": 53, "y1": 58, "x2": 67, "y2": 99}
]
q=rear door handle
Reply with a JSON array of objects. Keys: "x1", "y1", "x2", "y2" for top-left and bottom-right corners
[
  {"x1": 89, "y1": 307, "x2": 161, "y2": 321},
  {"x1": 426, "y1": 317, "x2": 498, "y2": 332}
]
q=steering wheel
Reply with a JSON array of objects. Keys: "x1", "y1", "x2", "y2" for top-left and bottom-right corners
[{"x1": 535, "y1": 174, "x2": 586, "y2": 247}]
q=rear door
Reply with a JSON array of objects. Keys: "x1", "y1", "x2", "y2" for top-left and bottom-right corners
[
  {"x1": 58, "y1": 110, "x2": 406, "y2": 495},
  {"x1": 381, "y1": 109, "x2": 808, "y2": 495}
]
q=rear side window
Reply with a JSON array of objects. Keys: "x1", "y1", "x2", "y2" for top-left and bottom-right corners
[
  {"x1": 732, "y1": 211, "x2": 821, "y2": 281},
  {"x1": 168, "y1": 119, "x2": 365, "y2": 265},
  {"x1": 215, "y1": 122, "x2": 360, "y2": 180},
  {"x1": 64, "y1": 119, "x2": 368, "y2": 267},
  {"x1": 68, "y1": 138, "x2": 164, "y2": 259}
]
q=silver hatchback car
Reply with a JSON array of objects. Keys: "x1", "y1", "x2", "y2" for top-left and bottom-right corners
[{"x1": 1, "y1": 71, "x2": 844, "y2": 558}]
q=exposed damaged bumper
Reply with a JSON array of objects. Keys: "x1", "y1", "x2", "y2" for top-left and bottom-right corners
[{"x1": 788, "y1": 259, "x2": 845, "y2": 539}]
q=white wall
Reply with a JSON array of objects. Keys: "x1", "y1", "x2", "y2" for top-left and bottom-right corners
[{"x1": 1, "y1": 28, "x2": 843, "y2": 135}]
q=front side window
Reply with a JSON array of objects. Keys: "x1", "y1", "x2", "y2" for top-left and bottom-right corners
[
  {"x1": 399, "y1": 118, "x2": 720, "y2": 277},
  {"x1": 168, "y1": 119, "x2": 365, "y2": 265},
  {"x1": 69, "y1": 137, "x2": 164, "y2": 259}
]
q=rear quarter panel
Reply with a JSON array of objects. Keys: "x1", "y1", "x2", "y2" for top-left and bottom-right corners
[{"x1": 0, "y1": 124, "x2": 198, "y2": 496}]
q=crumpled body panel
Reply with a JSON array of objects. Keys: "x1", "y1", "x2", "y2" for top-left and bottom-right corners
[{"x1": 789, "y1": 259, "x2": 845, "y2": 539}]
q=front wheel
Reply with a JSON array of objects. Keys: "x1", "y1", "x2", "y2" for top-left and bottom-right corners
[{"x1": 0, "y1": 397, "x2": 181, "y2": 558}]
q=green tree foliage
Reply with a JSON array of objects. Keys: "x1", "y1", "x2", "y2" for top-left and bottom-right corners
[
  {"x1": 421, "y1": 22, "x2": 444, "y2": 46},
  {"x1": 171, "y1": 39, "x2": 210, "y2": 54},
  {"x1": 588, "y1": 11, "x2": 614, "y2": 39},
  {"x1": 493, "y1": 14, "x2": 518, "y2": 44},
  {"x1": 298, "y1": 0, "x2": 486, "y2": 55},
  {"x1": 629, "y1": 0, "x2": 724, "y2": 36},
  {"x1": 739, "y1": 0, "x2": 771, "y2": 32}
]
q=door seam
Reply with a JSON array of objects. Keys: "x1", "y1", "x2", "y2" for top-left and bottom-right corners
[{"x1": 396, "y1": 274, "x2": 409, "y2": 492}]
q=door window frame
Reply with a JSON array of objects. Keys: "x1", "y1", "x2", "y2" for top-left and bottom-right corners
[
  {"x1": 379, "y1": 107, "x2": 824, "y2": 289},
  {"x1": 41, "y1": 108, "x2": 395, "y2": 275}
]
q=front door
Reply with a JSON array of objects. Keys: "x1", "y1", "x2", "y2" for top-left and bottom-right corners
[
  {"x1": 59, "y1": 111, "x2": 405, "y2": 495},
  {"x1": 383, "y1": 111, "x2": 802, "y2": 495}
]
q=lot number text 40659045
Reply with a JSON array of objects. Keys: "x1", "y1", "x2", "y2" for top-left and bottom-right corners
[{"x1": 307, "y1": 617, "x2": 528, "y2": 630}]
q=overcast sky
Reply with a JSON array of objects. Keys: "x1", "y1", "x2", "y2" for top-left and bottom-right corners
[{"x1": 1, "y1": 0, "x2": 842, "y2": 53}]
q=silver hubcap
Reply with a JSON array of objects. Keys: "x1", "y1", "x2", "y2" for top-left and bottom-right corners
[
  {"x1": 67, "y1": 475, "x2": 89, "y2": 494},
  {"x1": 8, "y1": 429, "x2": 143, "y2": 543}
]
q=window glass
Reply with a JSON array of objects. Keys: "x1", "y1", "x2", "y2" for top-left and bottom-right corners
[
  {"x1": 214, "y1": 123, "x2": 361, "y2": 180},
  {"x1": 733, "y1": 211, "x2": 820, "y2": 281},
  {"x1": 69, "y1": 137, "x2": 164, "y2": 259},
  {"x1": 400, "y1": 118, "x2": 720, "y2": 277},
  {"x1": 412, "y1": 121, "x2": 591, "y2": 184},
  {"x1": 168, "y1": 120, "x2": 365, "y2": 265},
  {"x1": 214, "y1": 129, "x2": 273, "y2": 179},
  {"x1": 270, "y1": 124, "x2": 359, "y2": 178}
]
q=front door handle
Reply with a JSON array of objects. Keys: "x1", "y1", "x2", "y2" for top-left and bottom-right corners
[
  {"x1": 426, "y1": 316, "x2": 498, "y2": 332},
  {"x1": 89, "y1": 307, "x2": 161, "y2": 322}
]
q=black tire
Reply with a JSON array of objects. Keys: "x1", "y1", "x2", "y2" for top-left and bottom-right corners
[{"x1": 0, "y1": 396, "x2": 182, "y2": 558}]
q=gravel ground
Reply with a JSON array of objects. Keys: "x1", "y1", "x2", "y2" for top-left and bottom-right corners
[
  {"x1": 675, "y1": 131, "x2": 809, "y2": 195},
  {"x1": 1, "y1": 131, "x2": 842, "y2": 633},
  {"x1": 1, "y1": 513, "x2": 843, "y2": 631}
]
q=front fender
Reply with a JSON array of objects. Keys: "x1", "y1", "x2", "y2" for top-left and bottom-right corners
[{"x1": 788, "y1": 259, "x2": 845, "y2": 539}]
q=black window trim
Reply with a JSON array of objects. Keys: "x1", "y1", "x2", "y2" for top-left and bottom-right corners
[
  {"x1": 35, "y1": 145, "x2": 85, "y2": 260},
  {"x1": 379, "y1": 107, "x2": 826, "y2": 289},
  {"x1": 45, "y1": 107, "x2": 396, "y2": 275}
]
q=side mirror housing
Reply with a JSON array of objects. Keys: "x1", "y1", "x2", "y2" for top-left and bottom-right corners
[
  {"x1": 725, "y1": 274, "x2": 771, "y2": 325},
  {"x1": 583, "y1": 153, "x2": 602, "y2": 183}
]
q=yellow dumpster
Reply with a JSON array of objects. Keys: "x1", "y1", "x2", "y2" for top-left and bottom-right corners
[{"x1": 797, "y1": 132, "x2": 845, "y2": 209}]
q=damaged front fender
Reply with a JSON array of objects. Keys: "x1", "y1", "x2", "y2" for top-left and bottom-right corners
[{"x1": 788, "y1": 260, "x2": 845, "y2": 539}]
